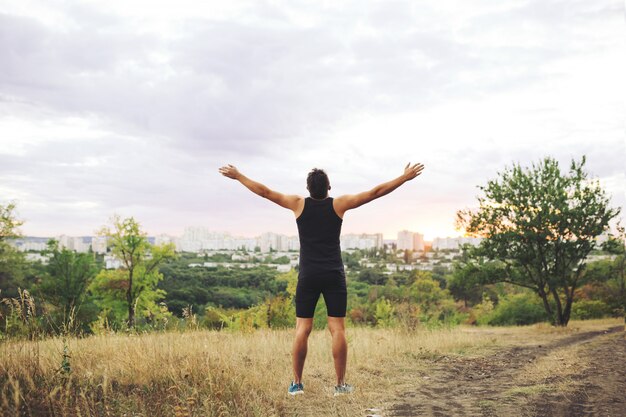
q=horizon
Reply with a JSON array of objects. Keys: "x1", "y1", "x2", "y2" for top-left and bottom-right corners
[{"x1": 12, "y1": 228, "x2": 464, "y2": 242}]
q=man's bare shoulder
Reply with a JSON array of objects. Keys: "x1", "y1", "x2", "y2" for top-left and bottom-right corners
[
  {"x1": 293, "y1": 195, "x2": 306, "y2": 218},
  {"x1": 333, "y1": 194, "x2": 358, "y2": 219}
]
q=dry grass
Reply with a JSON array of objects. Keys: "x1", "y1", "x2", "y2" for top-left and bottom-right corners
[{"x1": 0, "y1": 319, "x2": 621, "y2": 416}]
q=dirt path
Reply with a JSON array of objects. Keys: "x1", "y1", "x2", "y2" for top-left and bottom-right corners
[
  {"x1": 531, "y1": 328, "x2": 626, "y2": 417},
  {"x1": 384, "y1": 326, "x2": 624, "y2": 417}
]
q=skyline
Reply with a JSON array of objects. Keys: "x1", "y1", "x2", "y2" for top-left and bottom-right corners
[
  {"x1": 12, "y1": 227, "x2": 451, "y2": 242},
  {"x1": 1, "y1": 0, "x2": 624, "y2": 239},
  {"x1": 13, "y1": 229, "x2": 483, "y2": 255}
]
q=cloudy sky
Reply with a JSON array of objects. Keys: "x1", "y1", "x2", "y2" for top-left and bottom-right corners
[{"x1": 1, "y1": 0, "x2": 624, "y2": 240}]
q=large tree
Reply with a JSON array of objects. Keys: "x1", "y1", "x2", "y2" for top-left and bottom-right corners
[
  {"x1": 94, "y1": 215, "x2": 176, "y2": 328},
  {"x1": 456, "y1": 156, "x2": 620, "y2": 326}
]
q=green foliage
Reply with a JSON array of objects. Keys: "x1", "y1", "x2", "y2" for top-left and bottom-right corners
[
  {"x1": 407, "y1": 272, "x2": 466, "y2": 326},
  {"x1": 472, "y1": 294, "x2": 495, "y2": 325},
  {"x1": 89, "y1": 268, "x2": 172, "y2": 329},
  {"x1": 447, "y1": 254, "x2": 504, "y2": 307},
  {"x1": 342, "y1": 250, "x2": 363, "y2": 270},
  {"x1": 93, "y1": 215, "x2": 176, "y2": 328},
  {"x1": 272, "y1": 255, "x2": 291, "y2": 265},
  {"x1": 571, "y1": 300, "x2": 611, "y2": 320},
  {"x1": 374, "y1": 298, "x2": 395, "y2": 327},
  {"x1": 264, "y1": 295, "x2": 296, "y2": 328},
  {"x1": 478, "y1": 292, "x2": 549, "y2": 326},
  {"x1": 159, "y1": 257, "x2": 286, "y2": 314},
  {"x1": 202, "y1": 306, "x2": 230, "y2": 330},
  {"x1": 225, "y1": 270, "x2": 297, "y2": 331},
  {"x1": 0, "y1": 244, "x2": 28, "y2": 300},
  {"x1": 35, "y1": 240, "x2": 99, "y2": 334},
  {"x1": 357, "y1": 267, "x2": 387, "y2": 285},
  {"x1": 311, "y1": 300, "x2": 329, "y2": 330},
  {"x1": 0, "y1": 202, "x2": 23, "y2": 241},
  {"x1": 0, "y1": 202, "x2": 28, "y2": 300},
  {"x1": 228, "y1": 304, "x2": 268, "y2": 331},
  {"x1": 602, "y1": 225, "x2": 626, "y2": 323},
  {"x1": 457, "y1": 155, "x2": 621, "y2": 326},
  {"x1": 60, "y1": 340, "x2": 71, "y2": 375}
]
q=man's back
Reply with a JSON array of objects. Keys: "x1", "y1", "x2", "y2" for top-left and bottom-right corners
[{"x1": 296, "y1": 197, "x2": 344, "y2": 277}]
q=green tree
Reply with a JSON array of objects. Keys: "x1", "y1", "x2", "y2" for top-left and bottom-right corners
[
  {"x1": 358, "y1": 267, "x2": 387, "y2": 285},
  {"x1": 36, "y1": 240, "x2": 99, "y2": 333},
  {"x1": 93, "y1": 216, "x2": 176, "y2": 328},
  {"x1": 0, "y1": 202, "x2": 22, "y2": 240},
  {"x1": 0, "y1": 202, "x2": 26, "y2": 298},
  {"x1": 457, "y1": 156, "x2": 620, "y2": 326}
]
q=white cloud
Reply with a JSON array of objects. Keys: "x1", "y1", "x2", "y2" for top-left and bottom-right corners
[{"x1": 0, "y1": 0, "x2": 623, "y2": 238}]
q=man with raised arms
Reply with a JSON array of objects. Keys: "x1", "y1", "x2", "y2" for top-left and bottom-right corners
[{"x1": 218, "y1": 162, "x2": 425, "y2": 396}]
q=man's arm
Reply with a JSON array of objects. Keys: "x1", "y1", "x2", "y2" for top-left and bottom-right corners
[
  {"x1": 334, "y1": 162, "x2": 424, "y2": 218},
  {"x1": 218, "y1": 164, "x2": 303, "y2": 213}
]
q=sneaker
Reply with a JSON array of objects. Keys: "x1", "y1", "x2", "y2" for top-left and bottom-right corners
[
  {"x1": 288, "y1": 381, "x2": 304, "y2": 396},
  {"x1": 334, "y1": 383, "x2": 354, "y2": 396}
]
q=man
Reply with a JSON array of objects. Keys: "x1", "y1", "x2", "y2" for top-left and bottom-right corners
[{"x1": 218, "y1": 162, "x2": 425, "y2": 396}]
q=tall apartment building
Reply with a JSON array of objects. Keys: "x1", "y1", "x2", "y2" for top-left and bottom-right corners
[
  {"x1": 91, "y1": 236, "x2": 108, "y2": 254},
  {"x1": 413, "y1": 232, "x2": 425, "y2": 251},
  {"x1": 340, "y1": 233, "x2": 383, "y2": 250},
  {"x1": 56, "y1": 235, "x2": 91, "y2": 253},
  {"x1": 397, "y1": 230, "x2": 424, "y2": 251},
  {"x1": 432, "y1": 236, "x2": 482, "y2": 250}
]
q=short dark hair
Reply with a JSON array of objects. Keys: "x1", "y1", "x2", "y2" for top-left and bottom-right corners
[{"x1": 307, "y1": 168, "x2": 329, "y2": 199}]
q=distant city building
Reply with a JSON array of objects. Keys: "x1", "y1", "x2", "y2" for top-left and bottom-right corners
[
  {"x1": 259, "y1": 232, "x2": 279, "y2": 252},
  {"x1": 177, "y1": 227, "x2": 258, "y2": 252},
  {"x1": 55, "y1": 235, "x2": 92, "y2": 253},
  {"x1": 432, "y1": 236, "x2": 482, "y2": 250},
  {"x1": 397, "y1": 230, "x2": 413, "y2": 251},
  {"x1": 25, "y1": 253, "x2": 50, "y2": 264},
  {"x1": 413, "y1": 233, "x2": 425, "y2": 251},
  {"x1": 104, "y1": 255, "x2": 123, "y2": 269},
  {"x1": 154, "y1": 234, "x2": 174, "y2": 246},
  {"x1": 10, "y1": 237, "x2": 49, "y2": 252},
  {"x1": 340, "y1": 233, "x2": 383, "y2": 250},
  {"x1": 91, "y1": 236, "x2": 108, "y2": 254},
  {"x1": 397, "y1": 230, "x2": 424, "y2": 251}
]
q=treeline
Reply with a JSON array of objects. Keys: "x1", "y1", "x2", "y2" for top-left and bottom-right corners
[
  {"x1": 158, "y1": 254, "x2": 287, "y2": 314},
  {"x1": 1, "y1": 154, "x2": 625, "y2": 340}
]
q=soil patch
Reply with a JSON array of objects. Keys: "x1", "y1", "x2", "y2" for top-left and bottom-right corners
[
  {"x1": 531, "y1": 329, "x2": 626, "y2": 417},
  {"x1": 385, "y1": 326, "x2": 624, "y2": 417}
]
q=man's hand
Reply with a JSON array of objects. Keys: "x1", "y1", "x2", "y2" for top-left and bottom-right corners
[
  {"x1": 403, "y1": 162, "x2": 425, "y2": 181},
  {"x1": 219, "y1": 164, "x2": 241, "y2": 180}
]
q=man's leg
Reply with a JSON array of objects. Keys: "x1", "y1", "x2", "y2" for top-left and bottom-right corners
[
  {"x1": 327, "y1": 316, "x2": 347, "y2": 385},
  {"x1": 292, "y1": 317, "x2": 313, "y2": 384}
]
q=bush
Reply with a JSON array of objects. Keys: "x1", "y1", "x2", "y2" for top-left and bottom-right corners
[
  {"x1": 374, "y1": 298, "x2": 395, "y2": 327},
  {"x1": 478, "y1": 292, "x2": 549, "y2": 326},
  {"x1": 571, "y1": 300, "x2": 611, "y2": 320},
  {"x1": 202, "y1": 306, "x2": 230, "y2": 330}
]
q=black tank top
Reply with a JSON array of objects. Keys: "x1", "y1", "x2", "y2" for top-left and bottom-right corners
[{"x1": 296, "y1": 197, "x2": 344, "y2": 277}]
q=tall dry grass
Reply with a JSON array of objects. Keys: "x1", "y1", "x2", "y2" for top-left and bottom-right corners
[
  {"x1": 0, "y1": 325, "x2": 498, "y2": 416},
  {"x1": 0, "y1": 318, "x2": 621, "y2": 416}
]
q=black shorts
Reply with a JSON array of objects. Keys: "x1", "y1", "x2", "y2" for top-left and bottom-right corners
[{"x1": 295, "y1": 271, "x2": 347, "y2": 318}]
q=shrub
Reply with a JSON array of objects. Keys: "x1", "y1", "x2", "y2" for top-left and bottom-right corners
[
  {"x1": 202, "y1": 306, "x2": 230, "y2": 330},
  {"x1": 479, "y1": 292, "x2": 549, "y2": 326},
  {"x1": 374, "y1": 298, "x2": 395, "y2": 327},
  {"x1": 571, "y1": 300, "x2": 611, "y2": 320}
]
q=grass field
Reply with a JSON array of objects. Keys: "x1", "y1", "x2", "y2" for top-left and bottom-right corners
[{"x1": 1, "y1": 318, "x2": 623, "y2": 416}]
